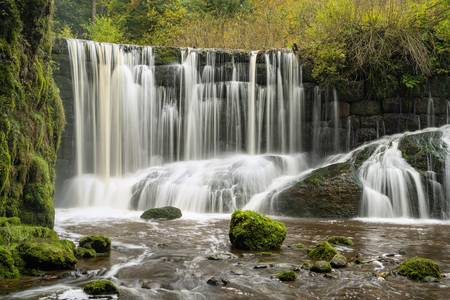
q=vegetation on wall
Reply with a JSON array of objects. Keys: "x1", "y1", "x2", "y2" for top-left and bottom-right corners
[{"x1": 0, "y1": 0, "x2": 65, "y2": 228}]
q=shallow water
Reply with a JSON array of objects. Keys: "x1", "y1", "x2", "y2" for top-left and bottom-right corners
[{"x1": 1, "y1": 209, "x2": 450, "y2": 299}]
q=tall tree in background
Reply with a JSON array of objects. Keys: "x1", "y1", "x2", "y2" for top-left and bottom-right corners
[{"x1": 92, "y1": 0, "x2": 97, "y2": 19}]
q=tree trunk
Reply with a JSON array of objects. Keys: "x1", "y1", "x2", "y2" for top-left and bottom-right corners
[{"x1": 92, "y1": 0, "x2": 97, "y2": 20}]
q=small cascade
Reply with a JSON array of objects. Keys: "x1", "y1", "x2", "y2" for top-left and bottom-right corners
[
  {"x1": 427, "y1": 93, "x2": 435, "y2": 127},
  {"x1": 333, "y1": 88, "x2": 340, "y2": 152},
  {"x1": 346, "y1": 117, "x2": 352, "y2": 151}
]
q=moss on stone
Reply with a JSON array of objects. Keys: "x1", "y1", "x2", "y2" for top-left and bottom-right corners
[
  {"x1": 0, "y1": 216, "x2": 21, "y2": 227},
  {"x1": 330, "y1": 253, "x2": 347, "y2": 268},
  {"x1": 397, "y1": 257, "x2": 442, "y2": 282},
  {"x1": 79, "y1": 235, "x2": 111, "y2": 254},
  {"x1": 311, "y1": 260, "x2": 332, "y2": 273},
  {"x1": 229, "y1": 210, "x2": 286, "y2": 251},
  {"x1": 0, "y1": 224, "x2": 58, "y2": 246},
  {"x1": 307, "y1": 242, "x2": 337, "y2": 261},
  {"x1": 276, "y1": 270, "x2": 296, "y2": 282},
  {"x1": 327, "y1": 236, "x2": 353, "y2": 246},
  {"x1": 17, "y1": 240, "x2": 77, "y2": 271},
  {"x1": 0, "y1": 246, "x2": 19, "y2": 279},
  {"x1": 75, "y1": 247, "x2": 96, "y2": 259},
  {"x1": 292, "y1": 243, "x2": 305, "y2": 249},
  {"x1": 83, "y1": 279, "x2": 119, "y2": 295},
  {"x1": 140, "y1": 206, "x2": 182, "y2": 220}
]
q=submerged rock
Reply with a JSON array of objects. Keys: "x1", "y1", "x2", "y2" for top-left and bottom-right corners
[
  {"x1": 207, "y1": 276, "x2": 229, "y2": 286},
  {"x1": 273, "y1": 162, "x2": 362, "y2": 218},
  {"x1": 83, "y1": 279, "x2": 119, "y2": 295},
  {"x1": 276, "y1": 270, "x2": 297, "y2": 282},
  {"x1": 397, "y1": 257, "x2": 442, "y2": 281},
  {"x1": 330, "y1": 254, "x2": 347, "y2": 268},
  {"x1": 140, "y1": 206, "x2": 182, "y2": 220},
  {"x1": 75, "y1": 247, "x2": 96, "y2": 258},
  {"x1": 0, "y1": 246, "x2": 19, "y2": 279},
  {"x1": 79, "y1": 235, "x2": 111, "y2": 254},
  {"x1": 17, "y1": 240, "x2": 77, "y2": 271},
  {"x1": 311, "y1": 261, "x2": 332, "y2": 273},
  {"x1": 307, "y1": 242, "x2": 337, "y2": 261},
  {"x1": 207, "y1": 252, "x2": 237, "y2": 261},
  {"x1": 327, "y1": 236, "x2": 353, "y2": 246},
  {"x1": 229, "y1": 210, "x2": 286, "y2": 251}
]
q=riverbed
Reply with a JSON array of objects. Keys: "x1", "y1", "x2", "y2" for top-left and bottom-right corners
[{"x1": 1, "y1": 208, "x2": 450, "y2": 299}]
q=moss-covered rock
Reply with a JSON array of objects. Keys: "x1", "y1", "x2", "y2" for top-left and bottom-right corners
[
  {"x1": 311, "y1": 261, "x2": 332, "y2": 273},
  {"x1": 273, "y1": 162, "x2": 362, "y2": 218},
  {"x1": 0, "y1": 216, "x2": 21, "y2": 227},
  {"x1": 79, "y1": 235, "x2": 111, "y2": 254},
  {"x1": 75, "y1": 247, "x2": 96, "y2": 259},
  {"x1": 140, "y1": 206, "x2": 182, "y2": 220},
  {"x1": 330, "y1": 253, "x2": 347, "y2": 268},
  {"x1": 0, "y1": 224, "x2": 58, "y2": 246},
  {"x1": 327, "y1": 236, "x2": 353, "y2": 246},
  {"x1": 0, "y1": 246, "x2": 19, "y2": 279},
  {"x1": 276, "y1": 270, "x2": 296, "y2": 282},
  {"x1": 83, "y1": 279, "x2": 119, "y2": 295},
  {"x1": 17, "y1": 240, "x2": 77, "y2": 271},
  {"x1": 397, "y1": 257, "x2": 442, "y2": 282},
  {"x1": 229, "y1": 210, "x2": 286, "y2": 251},
  {"x1": 307, "y1": 242, "x2": 337, "y2": 261}
]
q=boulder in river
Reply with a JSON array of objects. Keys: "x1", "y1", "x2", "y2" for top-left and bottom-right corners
[
  {"x1": 327, "y1": 236, "x2": 353, "y2": 246},
  {"x1": 276, "y1": 270, "x2": 297, "y2": 282},
  {"x1": 83, "y1": 279, "x2": 119, "y2": 295},
  {"x1": 397, "y1": 257, "x2": 442, "y2": 281},
  {"x1": 330, "y1": 254, "x2": 347, "y2": 268},
  {"x1": 229, "y1": 210, "x2": 286, "y2": 251},
  {"x1": 140, "y1": 206, "x2": 182, "y2": 220},
  {"x1": 311, "y1": 261, "x2": 332, "y2": 273},
  {"x1": 307, "y1": 242, "x2": 337, "y2": 261},
  {"x1": 79, "y1": 235, "x2": 111, "y2": 254}
]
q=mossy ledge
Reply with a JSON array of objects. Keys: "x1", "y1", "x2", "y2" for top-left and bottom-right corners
[
  {"x1": 0, "y1": 0, "x2": 65, "y2": 228},
  {"x1": 229, "y1": 210, "x2": 286, "y2": 251}
]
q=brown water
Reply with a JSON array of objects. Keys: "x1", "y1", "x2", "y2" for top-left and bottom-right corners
[{"x1": 1, "y1": 209, "x2": 450, "y2": 299}]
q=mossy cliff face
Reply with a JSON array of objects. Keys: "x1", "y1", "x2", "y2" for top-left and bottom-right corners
[{"x1": 0, "y1": 0, "x2": 64, "y2": 228}]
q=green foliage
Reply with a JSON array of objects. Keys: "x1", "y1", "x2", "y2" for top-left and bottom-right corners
[
  {"x1": 229, "y1": 210, "x2": 286, "y2": 251},
  {"x1": 397, "y1": 257, "x2": 442, "y2": 281},
  {"x1": 17, "y1": 240, "x2": 77, "y2": 271},
  {"x1": 276, "y1": 270, "x2": 297, "y2": 282},
  {"x1": 0, "y1": 246, "x2": 19, "y2": 279},
  {"x1": 84, "y1": 16, "x2": 124, "y2": 43},
  {"x1": 79, "y1": 235, "x2": 111, "y2": 254},
  {"x1": 327, "y1": 236, "x2": 353, "y2": 246},
  {"x1": 0, "y1": 224, "x2": 58, "y2": 246},
  {"x1": 0, "y1": 217, "x2": 21, "y2": 227},
  {"x1": 83, "y1": 279, "x2": 119, "y2": 295},
  {"x1": 307, "y1": 242, "x2": 337, "y2": 261},
  {"x1": 140, "y1": 206, "x2": 182, "y2": 220}
]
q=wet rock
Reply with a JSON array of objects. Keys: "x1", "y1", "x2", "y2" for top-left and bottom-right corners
[
  {"x1": 140, "y1": 206, "x2": 182, "y2": 220},
  {"x1": 79, "y1": 235, "x2": 111, "y2": 254},
  {"x1": 307, "y1": 242, "x2": 337, "y2": 261},
  {"x1": 229, "y1": 210, "x2": 286, "y2": 251},
  {"x1": 276, "y1": 270, "x2": 297, "y2": 282},
  {"x1": 353, "y1": 253, "x2": 363, "y2": 264},
  {"x1": 273, "y1": 163, "x2": 362, "y2": 218},
  {"x1": 327, "y1": 236, "x2": 353, "y2": 247},
  {"x1": 207, "y1": 252, "x2": 237, "y2": 261},
  {"x1": 311, "y1": 261, "x2": 332, "y2": 273},
  {"x1": 254, "y1": 264, "x2": 269, "y2": 269},
  {"x1": 290, "y1": 243, "x2": 305, "y2": 249},
  {"x1": 330, "y1": 254, "x2": 347, "y2": 268},
  {"x1": 351, "y1": 100, "x2": 381, "y2": 116},
  {"x1": 207, "y1": 276, "x2": 229, "y2": 286},
  {"x1": 424, "y1": 276, "x2": 439, "y2": 283},
  {"x1": 397, "y1": 257, "x2": 442, "y2": 281},
  {"x1": 83, "y1": 279, "x2": 119, "y2": 295},
  {"x1": 230, "y1": 269, "x2": 245, "y2": 276},
  {"x1": 75, "y1": 247, "x2": 96, "y2": 258},
  {"x1": 301, "y1": 261, "x2": 313, "y2": 270}
]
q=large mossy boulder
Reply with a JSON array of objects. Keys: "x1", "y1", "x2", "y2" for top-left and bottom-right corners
[
  {"x1": 229, "y1": 210, "x2": 286, "y2": 251},
  {"x1": 140, "y1": 206, "x2": 182, "y2": 220},
  {"x1": 307, "y1": 242, "x2": 338, "y2": 261},
  {"x1": 83, "y1": 279, "x2": 119, "y2": 295},
  {"x1": 0, "y1": 246, "x2": 19, "y2": 279},
  {"x1": 17, "y1": 240, "x2": 77, "y2": 271},
  {"x1": 79, "y1": 236, "x2": 111, "y2": 254},
  {"x1": 273, "y1": 162, "x2": 362, "y2": 218},
  {"x1": 397, "y1": 257, "x2": 442, "y2": 281}
]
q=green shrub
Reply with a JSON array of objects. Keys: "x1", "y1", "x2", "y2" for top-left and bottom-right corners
[{"x1": 229, "y1": 210, "x2": 286, "y2": 251}]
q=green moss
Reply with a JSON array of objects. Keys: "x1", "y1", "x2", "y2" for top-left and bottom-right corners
[
  {"x1": 276, "y1": 270, "x2": 296, "y2": 282},
  {"x1": 75, "y1": 247, "x2": 96, "y2": 259},
  {"x1": 311, "y1": 260, "x2": 332, "y2": 273},
  {"x1": 327, "y1": 236, "x2": 353, "y2": 246},
  {"x1": 229, "y1": 210, "x2": 286, "y2": 251},
  {"x1": 17, "y1": 240, "x2": 77, "y2": 271},
  {"x1": 0, "y1": 246, "x2": 19, "y2": 279},
  {"x1": 307, "y1": 242, "x2": 337, "y2": 261},
  {"x1": 0, "y1": 224, "x2": 58, "y2": 246},
  {"x1": 0, "y1": 217, "x2": 21, "y2": 227},
  {"x1": 397, "y1": 257, "x2": 442, "y2": 282},
  {"x1": 292, "y1": 243, "x2": 305, "y2": 249},
  {"x1": 79, "y1": 236, "x2": 111, "y2": 254},
  {"x1": 140, "y1": 206, "x2": 182, "y2": 220},
  {"x1": 83, "y1": 279, "x2": 119, "y2": 295},
  {"x1": 330, "y1": 253, "x2": 347, "y2": 268}
]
